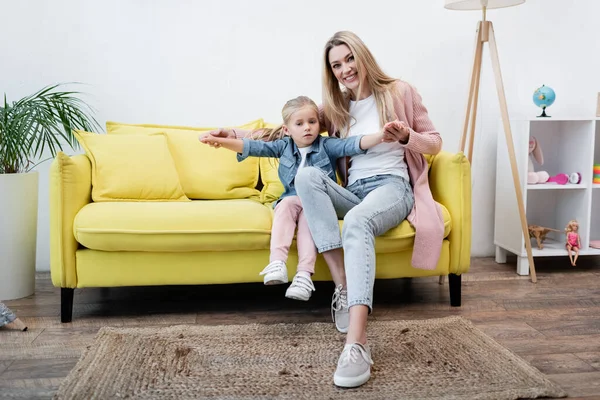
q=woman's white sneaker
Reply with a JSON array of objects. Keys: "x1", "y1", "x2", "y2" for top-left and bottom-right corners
[
  {"x1": 333, "y1": 342, "x2": 373, "y2": 388},
  {"x1": 285, "y1": 272, "x2": 315, "y2": 301},
  {"x1": 331, "y1": 284, "x2": 349, "y2": 333},
  {"x1": 259, "y1": 261, "x2": 288, "y2": 285}
]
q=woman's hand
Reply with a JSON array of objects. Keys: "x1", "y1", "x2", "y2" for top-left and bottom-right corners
[
  {"x1": 383, "y1": 120, "x2": 410, "y2": 143},
  {"x1": 198, "y1": 128, "x2": 236, "y2": 144},
  {"x1": 199, "y1": 134, "x2": 225, "y2": 148}
]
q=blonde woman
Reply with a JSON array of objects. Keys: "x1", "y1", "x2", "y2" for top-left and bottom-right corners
[{"x1": 292, "y1": 31, "x2": 444, "y2": 388}]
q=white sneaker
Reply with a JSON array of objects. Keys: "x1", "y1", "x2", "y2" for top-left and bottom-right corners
[
  {"x1": 331, "y1": 284, "x2": 349, "y2": 333},
  {"x1": 285, "y1": 272, "x2": 315, "y2": 301},
  {"x1": 259, "y1": 261, "x2": 288, "y2": 285},
  {"x1": 333, "y1": 342, "x2": 373, "y2": 388}
]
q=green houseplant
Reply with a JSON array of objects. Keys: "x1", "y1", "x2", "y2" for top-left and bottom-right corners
[{"x1": 0, "y1": 83, "x2": 100, "y2": 300}]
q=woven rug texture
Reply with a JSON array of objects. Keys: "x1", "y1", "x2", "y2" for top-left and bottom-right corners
[{"x1": 54, "y1": 316, "x2": 567, "y2": 399}]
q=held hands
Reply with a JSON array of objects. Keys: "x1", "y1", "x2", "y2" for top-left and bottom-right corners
[{"x1": 383, "y1": 120, "x2": 410, "y2": 143}]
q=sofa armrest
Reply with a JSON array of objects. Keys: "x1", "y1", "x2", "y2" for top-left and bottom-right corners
[
  {"x1": 50, "y1": 152, "x2": 92, "y2": 288},
  {"x1": 429, "y1": 151, "x2": 471, "y2": 274}
]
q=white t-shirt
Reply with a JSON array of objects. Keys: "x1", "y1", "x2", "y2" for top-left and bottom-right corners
[
  {"x1": 347, "y1": 94, "x2": 409, "y2": 186},
  {"x1": 298, "y1": 146, "x2": 310, "y2": 169}
]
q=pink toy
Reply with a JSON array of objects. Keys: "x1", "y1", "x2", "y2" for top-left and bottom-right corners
[
  {"x1": 547, "y1": 173, "x2": 569, "y2": 185},
  {"x1": 528, "y1": 136, "x2": 549, "y2": 184},
  {"x1": 545, "y1": 172, "x2": 582, "y2": 185}
]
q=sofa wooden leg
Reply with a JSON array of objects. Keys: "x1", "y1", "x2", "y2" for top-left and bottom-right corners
[
  {"x1": 61, "y1": 288, "x2": 74, "y2": 323},
  {"x1": 449, "y1": 274, "x2": 461, "y2": 307}
]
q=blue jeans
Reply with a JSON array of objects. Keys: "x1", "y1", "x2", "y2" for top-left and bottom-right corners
[{"x1": 295, "y1": 167, "x2": 414, "y2": 311}]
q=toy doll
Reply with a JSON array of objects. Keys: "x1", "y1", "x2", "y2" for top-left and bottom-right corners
[{"x1": 565, "y1": 220, "x2": 581, "y2": 266}]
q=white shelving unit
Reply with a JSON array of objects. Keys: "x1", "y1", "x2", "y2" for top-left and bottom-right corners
[{"x1": 494, "y1": 117, "x2": 600, "y2": 275}]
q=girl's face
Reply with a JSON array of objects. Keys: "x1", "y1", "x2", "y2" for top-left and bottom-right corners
[
  {"x1": 283, "y1": 106, "x2": 320, "y2": 148},
  {"x1": 328, "y1": 44, "x2": 370, "y2": 99}
]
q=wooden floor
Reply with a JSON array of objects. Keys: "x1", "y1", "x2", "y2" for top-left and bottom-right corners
[{"x1": 1, "y1": 257, "x2": 600, "y2": 399}]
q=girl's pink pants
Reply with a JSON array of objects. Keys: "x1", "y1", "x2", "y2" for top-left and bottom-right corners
[{"x1": 269, "y1": 196, "x2": 317, "y2": 274}]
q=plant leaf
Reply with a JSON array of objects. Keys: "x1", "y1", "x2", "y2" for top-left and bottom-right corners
[{"x1": 0, "y1": 83, "x2": 101, "y2": 173}]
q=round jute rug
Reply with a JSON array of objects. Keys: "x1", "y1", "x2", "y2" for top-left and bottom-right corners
[{"x1": 54, "y1": 316, "x2": 566, "y2": 399}]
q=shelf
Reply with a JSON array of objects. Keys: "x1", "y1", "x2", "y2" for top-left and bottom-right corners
[
  {"x1": 530, "y1": 239, "x2": 600, "y2": 257},
  {"x1": 495, "y1": 117, "x2": 600, "y2": 277},
  {"x1": 507, "y1": 115, "x2": 600, "y2": 122},
  {"x1": 528, "y1": 183, "x2": 587, "y2": 190}
]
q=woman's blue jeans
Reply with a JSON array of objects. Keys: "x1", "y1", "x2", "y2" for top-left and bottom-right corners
[{"x1": 295, "y1": 167, "x2": 414, "y2": 311}]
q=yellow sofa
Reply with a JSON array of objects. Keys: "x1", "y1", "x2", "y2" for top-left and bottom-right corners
[{"x1": 49, "y1": 119, "x2": 472, "y2": 322}]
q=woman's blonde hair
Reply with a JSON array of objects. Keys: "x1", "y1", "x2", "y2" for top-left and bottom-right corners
[
  {"x1": 322, "y1": 31, "x2": 400, "y2": 138},
  {"x1": 249, "y1": 96, "x2": 320, "y2": 141}
]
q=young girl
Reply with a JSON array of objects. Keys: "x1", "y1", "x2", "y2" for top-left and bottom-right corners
[
  {"x1": 565, "y1": 219, "x2": 581, "y2": 266},
  {"x1": 199, "y1": 96, "x2": 389, "y2": 301}
]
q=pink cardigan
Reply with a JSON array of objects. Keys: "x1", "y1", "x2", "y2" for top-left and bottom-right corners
[{"x1": 322, "y1": 80, "x2": 445, "y2": 270}]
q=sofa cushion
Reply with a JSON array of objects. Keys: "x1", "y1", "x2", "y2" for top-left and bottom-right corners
[
  {"x1": 368, "y1": 202, "x2": 451, "y2": 253},
  {"x1": 73, "y1": 199, "x2": 451, "y2": 254},
  {"x1": 72, "y1": 131, "x2": 189, "y2": 202},
  {"x1": 74, "y1": 199, "x2": 272, "y2": 252},
  {"x1": 105, "y1": 119, "x2": 263, "y2": 200},
  {"x1": 258, "y1": 158, "x2": 284, "y2": 204}
]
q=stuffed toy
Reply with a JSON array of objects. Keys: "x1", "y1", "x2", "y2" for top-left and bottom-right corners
[{"x1": 528, "y1": 136, "x2": 549, "y2": 184}]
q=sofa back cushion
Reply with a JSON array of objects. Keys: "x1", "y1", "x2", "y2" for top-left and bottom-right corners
[
  {"x1": 256, "y1": 121, "x2": 285, "y2": 204},
  {"x1": 105, "y1": 119, "x2": 263, "y2": 200},
  {"x1": 73, "y1": 130, "x2": 189, "y2": 202}
]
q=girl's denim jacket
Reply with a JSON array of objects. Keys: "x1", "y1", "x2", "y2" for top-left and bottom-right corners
[{"x1": 237, "y1": 135, "x2": 365, "y2": 205}]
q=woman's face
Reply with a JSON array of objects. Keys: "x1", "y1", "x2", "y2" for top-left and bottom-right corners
[{"x1": 328, "y1": 44, "x2": 369, "y2": 98}]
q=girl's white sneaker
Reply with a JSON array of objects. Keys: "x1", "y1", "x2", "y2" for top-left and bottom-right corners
[
  {"x1": 259, "y1": 261, "x2": 288, "y2": 285},
  {"x1": 285, "y1": 272, "x2": 315, "y2": 301}
]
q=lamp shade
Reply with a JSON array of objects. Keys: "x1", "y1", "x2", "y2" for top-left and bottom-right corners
[{"x1": 445, "y1": 0, "x2": 525, "y2": 10}]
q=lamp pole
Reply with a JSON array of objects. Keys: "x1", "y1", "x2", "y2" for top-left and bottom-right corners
[{"x1": 457, "y1": 6, "x2": 537, "y2": 282}]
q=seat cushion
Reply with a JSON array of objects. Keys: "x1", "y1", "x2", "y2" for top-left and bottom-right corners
[
  {"x1": 360, "y1": 203, "x2": 452, "y2": 254},
  {"x1": 74, "y1": 199, "x2": 272, "y2": 252},
  {"x1": 74, "y1": 199, "x2": 451, "y2": 254}
]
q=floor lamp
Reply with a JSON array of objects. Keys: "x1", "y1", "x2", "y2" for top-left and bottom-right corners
[{"x1": 445, "y1": 0, "x2": 537, "y2": 283}]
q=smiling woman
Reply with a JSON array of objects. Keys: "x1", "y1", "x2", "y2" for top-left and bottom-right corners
[{"x1": 293, "y1": 30, "x2": 444, "y2": 388}]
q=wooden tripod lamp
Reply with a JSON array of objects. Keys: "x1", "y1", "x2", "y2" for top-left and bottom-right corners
[{"x1": 445, "y1": 0, "x2": 538, "y2": 282}]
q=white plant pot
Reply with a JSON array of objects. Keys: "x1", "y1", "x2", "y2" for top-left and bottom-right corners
[{"x1": 0, "y1": 172, "x2": 38, "y2": 300}]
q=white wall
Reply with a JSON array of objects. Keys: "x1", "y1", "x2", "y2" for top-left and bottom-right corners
[{"x1": 1, "y1": 0, "x2": 599, "y2": 271}]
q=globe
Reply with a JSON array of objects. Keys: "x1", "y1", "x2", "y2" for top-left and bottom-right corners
[{"x1": 533, "y1": 85, "x2": 555, "y2": 117}]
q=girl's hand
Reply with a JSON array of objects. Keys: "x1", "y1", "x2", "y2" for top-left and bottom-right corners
[{"x1": 383, "y1": 120, "x2": 410, "y2": 143}]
